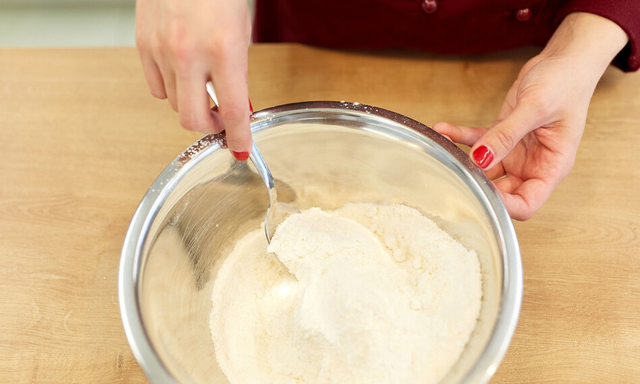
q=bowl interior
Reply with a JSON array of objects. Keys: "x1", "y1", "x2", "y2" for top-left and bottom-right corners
[{"x1": 123, "y1": 103, "x2": 520, "y2": 384}]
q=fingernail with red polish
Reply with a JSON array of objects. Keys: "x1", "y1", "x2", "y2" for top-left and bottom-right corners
[
  {"x1": 232, "y1": 151, "x2": 250, "y2": 161},
  {"x1": 472, "y1": 145, "x2": 494, "y2": 169},
  {"x1": 248, "y1": 99, "x2": 254, "y2": 114}
]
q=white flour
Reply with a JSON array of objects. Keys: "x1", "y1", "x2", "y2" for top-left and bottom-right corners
[{"x1": 210, "y1": 203, "x2": 482, "y2": 384}]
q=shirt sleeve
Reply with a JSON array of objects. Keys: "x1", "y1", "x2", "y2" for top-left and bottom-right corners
[{"x1": 554, "y1": 1, "x2": 640, "y2": 72}]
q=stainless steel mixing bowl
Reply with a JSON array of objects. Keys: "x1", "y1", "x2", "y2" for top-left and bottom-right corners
[{"x1": 119, "y1": 101, "x2": 522, "y2": 384}]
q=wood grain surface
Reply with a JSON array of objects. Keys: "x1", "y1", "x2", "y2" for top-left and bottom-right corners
[{"x1": 1, "y1": 44, "x2": 639, "y2": 383}]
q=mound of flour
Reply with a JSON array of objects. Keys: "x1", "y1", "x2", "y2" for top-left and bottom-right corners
[{"x1": 210, "y1": 203, "x2": 482, "y2": 384}]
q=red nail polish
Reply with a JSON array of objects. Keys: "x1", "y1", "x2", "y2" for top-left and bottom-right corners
[
  {"x1": 232, "y1": 151, "x2": 250, "y2": 161},
  {"x1": 248, "y1": 99, "x2": 254, "y2": 113},
  {"x1": 472, "y1": 145, "x2": 493, "y2": 169}
]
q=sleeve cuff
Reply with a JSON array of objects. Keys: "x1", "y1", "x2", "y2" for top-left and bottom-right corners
[{"x1": 554, "y1": 1, "x2": 639, "y2": 72}]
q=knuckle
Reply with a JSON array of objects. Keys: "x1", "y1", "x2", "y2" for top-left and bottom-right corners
[
  {"x1": 431, "y1": 122, "x2": 447, "y2": 134},
  {"x1": 135, "y1": 32, "x2": 147, "y2": 49},
  {"x1": 532, "y1": 99, "x2": 554, "y2": 118},
  {"x1": 138, "y1": 31, "x2": 162, "y2": 56},
  {"x1": 137, "y1": 38, "x2": 165, "y2": 68},
  {"x1": 205, "y1": 34, "x2": 239, "y2": 57},
  {"x1": 492, "y1": 128, "x2": 516, "y2": 151},
  {"x1": 521, "y1": 94, "x2": 554, "y2": 117},
  {"x1": 149, "y1": 87, "x2": 166, "y2": 99},
  {"x1": 170, "y1": 46, "x2": 194, "y2": 74},
  {"x1": 220, "y1": 105, "x2": 246, "y2": 124},
  {"x1": 180, "y1": 113, "x2": 205, "y2": 132},
  {"x1": 173, "y1": 56, "x2": 193, "y2": 75},
  {"x1": 165, "y1": 27, "x2": 193, "y2": 61},
  {"x1": 522, "y1": 204, "x2": 537, "y2": 220},
  {"x1": 168, "y1": 42, "x2": 190, "y2": 65},
  {"x1": 510, "y1": 203, "x2": 535, "y2": 221},
  {"x1": 149, "y1": 38, "x2": 164, "y2": 58},
  {"x1": 517, "y1": 210, "x2": 535, "y2": 221}
]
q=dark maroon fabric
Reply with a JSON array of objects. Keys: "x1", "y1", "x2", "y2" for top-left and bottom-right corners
[
  {"x1": 253, "y1": 0, "x2": 639, "y2": 72},
  {"x1": 554, "y1": 1, "x2": 639, "y2": 72}
]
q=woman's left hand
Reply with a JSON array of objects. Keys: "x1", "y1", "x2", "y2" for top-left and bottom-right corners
[{"x1": 433, "y1": 12, "x2": 628, "y2": 220}]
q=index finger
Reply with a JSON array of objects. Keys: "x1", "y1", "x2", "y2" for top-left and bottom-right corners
[
  {"x1": 210, "y1": 39, "x2": 252, "y2": 157},
  {"x1": 176, "y1": 71, "x2": 223, "y2": 134},
  {"x1": 495, "y1": 176, "x2": 553, "y2": 221}
]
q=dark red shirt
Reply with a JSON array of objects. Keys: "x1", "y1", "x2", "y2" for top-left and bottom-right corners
[{"x1": 253, "y1": 0, "x2": 639, "y2": 72}]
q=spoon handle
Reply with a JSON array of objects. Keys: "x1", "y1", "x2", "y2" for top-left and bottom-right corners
[
  {"x1": 205, "y1": 81, "x2": 220, "y2": 106},
  {"x1": 249, "y1": 142, "x2": 276, "y2": 191}
]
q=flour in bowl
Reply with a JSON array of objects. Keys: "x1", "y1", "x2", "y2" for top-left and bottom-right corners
[{"x1": 210, "y1": 203, "x2": 482, "y2": 384}]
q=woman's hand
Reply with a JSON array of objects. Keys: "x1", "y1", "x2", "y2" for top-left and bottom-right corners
[
  {"x1": 136, "y1": 0, "x2": 253, "y2": 160},
  {"x1": 433, "y1": 13, "x2": 628, "y2": 220}
]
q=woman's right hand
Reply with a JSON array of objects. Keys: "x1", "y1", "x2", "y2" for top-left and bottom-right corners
[{"x1": 136, "y1": 0, "x2": 253, "y2": 160}]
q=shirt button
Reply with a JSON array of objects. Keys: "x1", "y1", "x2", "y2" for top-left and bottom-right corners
[
  {"x1": 515, "y1": 8, "x2": 532, "y2": 22},
  {"x1": 421, "y1": 0, "x2": 438, "y2": 14}
]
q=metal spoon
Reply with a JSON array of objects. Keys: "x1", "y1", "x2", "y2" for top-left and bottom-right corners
[{"x1": 206, "y1": 82, "x2": 300, "y2": 243}]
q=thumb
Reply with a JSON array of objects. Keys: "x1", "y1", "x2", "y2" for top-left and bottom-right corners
[{"x1": 470, "y1": 103, "x2": 542, "y2": 169}]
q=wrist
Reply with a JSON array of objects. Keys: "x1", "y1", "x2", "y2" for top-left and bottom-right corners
[{"x1": 542, "y1": 12, "x2": 629, "y2": 73}]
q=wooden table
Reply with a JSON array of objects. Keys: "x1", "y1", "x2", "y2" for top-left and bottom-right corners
[{"x1": 1, "y1": 44, "x2": 639, "y2": 383}]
